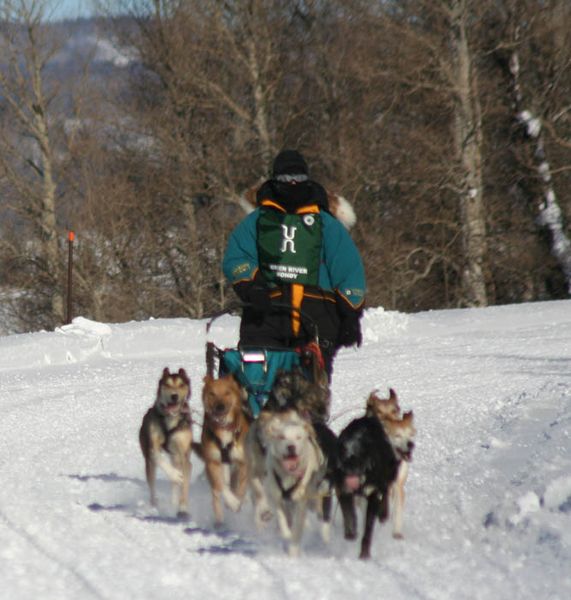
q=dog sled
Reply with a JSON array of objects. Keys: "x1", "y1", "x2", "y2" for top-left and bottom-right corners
[{"x1": 205, "y1": 306, "x2": 326, "y2": 418}]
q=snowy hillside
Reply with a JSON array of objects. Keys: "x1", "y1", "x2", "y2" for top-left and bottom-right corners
[{"x1": 0, "y1": 301, "x2": 569, "y2": 599}]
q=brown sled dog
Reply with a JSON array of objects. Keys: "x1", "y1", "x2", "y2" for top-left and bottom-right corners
[
  {"x1": 194, "y1": 374, "x2": 250, "y2": 526},
  {"x1": 139, "y1": 368, "x2": 193, "y2": 517}
]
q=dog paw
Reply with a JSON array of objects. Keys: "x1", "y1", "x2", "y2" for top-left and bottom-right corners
[
  {"x1": 167, "y1": 469, "x2": 184, "y2": 485},
  {"x1": 288, "y1": 543, "x2": 301, "y2": 557},
  {"x1": 261, "y1": 508, "x2": 273, "y2": 522},
  {"x1": 223, "y1": 491, "x2": 241, "y2": 512},
  {"x1": 255, "y1": 506, "x2": 273, "y2": 528},
  {"x1": 393, "y1": 532, "x2": 404, "y2": 540}
]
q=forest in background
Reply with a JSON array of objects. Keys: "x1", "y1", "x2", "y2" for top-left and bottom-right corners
[{"x1": 1, "y1": 0, "x2": 570, "y2": 333}]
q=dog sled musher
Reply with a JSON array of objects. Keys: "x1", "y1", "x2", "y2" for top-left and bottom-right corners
[{"x1": 205, "y1": 304, "x2": 327, "y2": 419}]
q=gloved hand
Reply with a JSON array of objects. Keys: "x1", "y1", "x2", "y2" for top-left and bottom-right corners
[
  {"x1": 336, "y1": 292, "x2": 363, "y2": 348},
  {"x1": 233, "y1": 276, "x2": 272, "y2": 312},
  {"x1": 337, "y1": 311, "x2": 363, "y2": 348},
  {"x1": 247, "y1": 282, "x2": 272, "y2": 312}
]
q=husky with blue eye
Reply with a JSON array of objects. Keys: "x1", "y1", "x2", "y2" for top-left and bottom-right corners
[{"x1": 139, "y1": 368, "x2": 193, "y2": 518}]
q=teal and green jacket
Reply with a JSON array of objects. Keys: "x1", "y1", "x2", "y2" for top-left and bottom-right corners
[{"x1": 223, "y1": 198, "x2": 366, "y2": 348}]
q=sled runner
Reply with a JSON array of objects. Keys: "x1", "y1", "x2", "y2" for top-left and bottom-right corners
[{"x1": 205, "y1": 308, "x2": 326, "y2": 418}]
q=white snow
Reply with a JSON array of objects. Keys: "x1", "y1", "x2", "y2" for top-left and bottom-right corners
[
  {"x1": 90, "y1": 35, "x2": 136, "y2": 68},
  {"x1": 1, "y1": 300, "x2": 570, "y2": 599},
  {"x1": 518, "y1": 110, "x2": 542, "y2": 138}
]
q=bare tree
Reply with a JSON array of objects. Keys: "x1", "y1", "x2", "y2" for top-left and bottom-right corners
[
  {"x1": 448, "y1": 0, "x2": 488, "y2": 306},
  {"x1": 0, "y1": 0, "x2": 67, "y2": 329},
  {"x1": 503, "y1": 1, "x2": 571, "y2": 294},
  {"x1": 92, "y1": 0, "x2": 325, "y2": 317},
  {"x1": 313, "y1": 0, "x2": 488, "y2": 308}
]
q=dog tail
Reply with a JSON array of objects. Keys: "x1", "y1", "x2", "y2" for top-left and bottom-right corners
[{"x1": 191, "y1": 441, "x2": 205, "y2": 460}]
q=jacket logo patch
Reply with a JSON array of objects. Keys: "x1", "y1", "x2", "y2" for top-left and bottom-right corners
[{"x1": 280, "y1": 225, "x2": 297, "y2": 253}]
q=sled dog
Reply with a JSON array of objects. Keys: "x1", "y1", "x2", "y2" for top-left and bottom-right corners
[
  {"x1": 265, "y1": 365, "x2": 330, "y2": 422},
  {"x1": 261, "y1": 408, "x2": 326, "y2": 556},
  {"x1": 247, "y1": 364, "x2": 335, "y2": 539},
  {"x1": 366, "y1": 388, "x2": 416, "y2": 538},
  {"x1": 194, "y1": 374, "x2": 250, "y2": 526},
  {"x1": 266, "y1": 359, "x2": 335, "y2": 519},
  {"x1": 366, "y1": 387, "x2": 401, "y2": 421},
  {"x1": 139, "y1": 367, "x2": 193, "y2": 517},
  {"x1": 335, "y1": 415, "x2": 398, "y2": 559}
]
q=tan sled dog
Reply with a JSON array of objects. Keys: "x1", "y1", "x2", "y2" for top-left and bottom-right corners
[
  {"x1": 381, "y1": 410, "x2": 416, "y2": 538},
  {"x1": 366, "y1": 387, "x2": 401, "y2": 421},
  {"x1": 194, "y1": 374, "x2": 250, "y2": 526},
  {"x1": 139, "y1": 368, "x2": 193, "y2": 517},
  {"x1": 366, "y1": 388, "x2": 416, "y2": 538}
]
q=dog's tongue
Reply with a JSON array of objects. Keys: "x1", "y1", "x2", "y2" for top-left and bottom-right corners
[
  {"x1": 344, "y1": 474, "x2": 361, "y2": 492},
  {"x1": 282, "y1": 456, "x2": 300, "y2": 473}
]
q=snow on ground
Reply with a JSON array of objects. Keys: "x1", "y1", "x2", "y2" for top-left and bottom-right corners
[{"x1": 0, "y1": 300, "x2": 570, "y2": 599}]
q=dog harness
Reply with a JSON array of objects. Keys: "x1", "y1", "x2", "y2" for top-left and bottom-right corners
[
  {"x1": 206, "y1": 419, "x2": 241, "y2": 465},
  {"x1": 272, "y1": 469, "x2": 304, "y2": 500},
  {"x1": 155, "y1": 405, "x2": 191, "y2": 452}
]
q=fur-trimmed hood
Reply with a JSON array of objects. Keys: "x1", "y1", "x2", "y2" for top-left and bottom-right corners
[{"x1": 239, "y1": 179, "x2": 357, "y2": 230}]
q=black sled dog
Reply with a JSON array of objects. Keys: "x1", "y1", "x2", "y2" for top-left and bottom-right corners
[{"x1": 335, "y1": 415, "x2": 398, "y2": 559}]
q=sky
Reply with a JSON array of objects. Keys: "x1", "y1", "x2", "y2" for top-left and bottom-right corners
[
  {"x1": 0, "y1": 300, "x2": 570, "y2": 599},
  {"x1": 48, "y1": 0, "x2": 93, "y2": 20}
]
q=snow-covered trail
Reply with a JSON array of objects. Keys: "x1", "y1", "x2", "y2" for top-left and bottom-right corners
[{"x1": 0, "y1": 302, "x2": 569, "y2": 599}]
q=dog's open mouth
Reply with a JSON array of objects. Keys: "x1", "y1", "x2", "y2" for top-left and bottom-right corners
[
  {"x1": 208, "y1": 411, "x2": 229, "y2": 426},
  {"x1": 164, "y1": 402, "x2": 180, "y2": 415},
  {"x1": 281, "y1": 455, "x2": 300, "y2": 474}
]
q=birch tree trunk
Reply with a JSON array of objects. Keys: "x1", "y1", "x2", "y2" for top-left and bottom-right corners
[
  {"x1": 449, "y1": 0, "x2": 488, "y2": 307},
  {"x1": 247, "y1": 35, "x2": 274, "y2": 167},
  {"x1": 508, "y1": 19, "x2": 571, "y2": 294},
  {"x1": 0, "y1": 1, "x2": 65, "y2": 326}
]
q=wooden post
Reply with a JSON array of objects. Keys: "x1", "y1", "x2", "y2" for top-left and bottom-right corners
[{"x1": 66, "y1": 231, "x2": 75, "y2": 325}]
